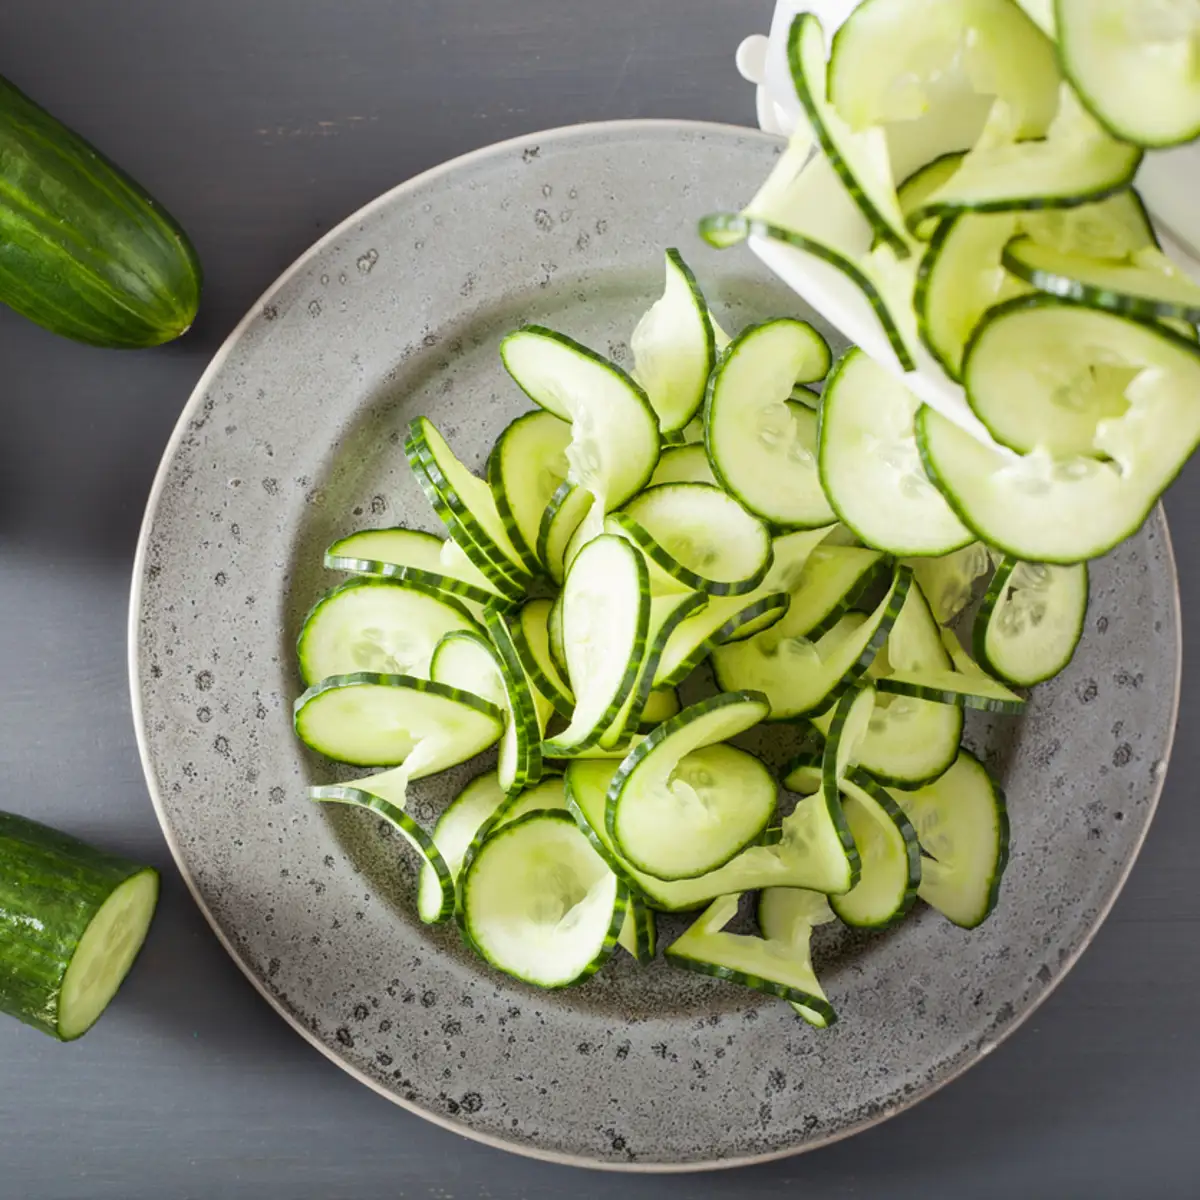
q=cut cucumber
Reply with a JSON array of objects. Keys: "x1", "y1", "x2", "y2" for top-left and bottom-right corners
[
  {"x1": 828, "y1": 0, "x2": 1061, "y2": 138},
  {"x1": 487, "y1": 409, "x2": 573, "y2": 574},
  {"x1": 757, "y1": 887, "x2": 837, "y2": 1027},
  {"x1": 906, "y1": 543, "x2": 996, "y2": 625},
  {"x1": 974, "y1": 557, "x2": 1088, "y2": 686},
  {"x1": 459, "y1": 810, "x2": 625, "y2": 988},
  {"x1": 428, "y1": 629, "x2": 507, "y2": 711},
  {"x1": 509, "y1": 598, "x2": 574, "y2": 720},
  {"x1": 1056, "y1": 0, "x2": 1200, "y2": 148},
  {"x1": 767, "y1": 543, "x2": 885, "y2": 643},
  {"x1": 500, "y1": 326, "x2": 660, "y2": 516},
  {"x1": 541, "y1": 534, "x2": 650, "y2": 755},
  {"x1": 790, "y1": 13, "x2": 910, "y2": 256},
  {"x1": 876, "y1": 628, "x2": 1027, "y2": 714},
  {"x1": 406, "y1": 418, "x2": 533, "y2": 584},
  {"x1": 915, "y1": 212, "x2": 1028, "y2": 379},
  {"x1": 613, "y1": 483, "x2": 773, "y2": 596},
  {"x1": 830, "y1": 771, "x2": 922, "y2": 929},
  {"x1": 324, "y1": 527, "x2": 507, "y2": 610},
  {"x1": 704, "y1": 319, "x2": 836, "y2": 529},
  {"x1": 1002, "y1": 238, "x2": 1200, "y2": 324},
  {"x1": 606, "y1": 692, "x2": 773, "y2": 881},
  {"x1": 649, "y1": 443, "x2": 717, "y2": 488},
  {"x1": 0, "y1": 812, "x2": 158, "y2": 1040},
  {"x1": 712, "y1": 567, "x2": 911, "y2": 719},
  {"x1": 639, "y1": 686, "x2": 681, "y2": 730},
  {"x1": 297, "y1": 578, "x2": 478, "y2": 687},
  {"x1": 536, "y1": 481, "x2": 594, "y2": 585},
  {"x1": 617, "y1": 892, "x2": 657, "y2": 964},
  {"x1": 630, "y1": 248, "x2": 717, "y2": 438},
  {"x1": 890, "y1": 750, "x2": 1010, "y2": 928},
  {"x1": 1020, "y1": 190, "x2": 1158, "y2": 258},
  {"x1": 311, "y1": 784, "x2": 455, "y2": 925},
  {"x1": 666, "y1": 893, "x2": 836, "y2": 1026},
  {"x1": 294, "y1": 673, "x2": 503, "y2": 769},
  {"x1": 910, "y1": 87, "x2": 1143, "y2": 223},
  {"x1": 818, "y1": 348, "x2": 973, "y2": 555},
  {"x1": 963, "y1": 295, "x2": 1200, "y2": 460},
  {"x1": 898, "y1": 153, "x2": 965, "y2": 240},
  {"x1": 482, "y1": 608, "x2": 545, "y2": 794}
]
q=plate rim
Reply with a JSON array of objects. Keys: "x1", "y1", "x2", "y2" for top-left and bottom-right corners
[{"x1": 127, "y1": 117, "x2": 1183, "y2": 1173}]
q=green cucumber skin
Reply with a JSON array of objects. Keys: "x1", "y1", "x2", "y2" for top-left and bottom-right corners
[
  {"x1": 0, "y1": 811, "x2": 158, "y2": 1039},
  {"x1": 0, "y1": 74, "x2": 201, "y2": 348}
]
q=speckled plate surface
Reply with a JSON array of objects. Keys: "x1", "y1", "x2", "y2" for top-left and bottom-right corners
[{"x1": 130, "y1": 120, "x2": 1180, "y2": 1171}]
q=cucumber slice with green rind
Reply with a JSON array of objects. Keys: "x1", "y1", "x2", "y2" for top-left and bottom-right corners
[
  {"x1": 482, "y1": 608, "x2": 545, "y2": 793},
  {"x1": 1055, "y1": 0, "x2": 1200, "y2": 149},
  {"x1": 974, "y1": 557, "x2": 1088, "y2": 687},
  {"x1": 297, "y1": 578, "x2": 478, "y2": 687},
  {"x1": 830, "y1": 771, "x2": 922, "y2": 929},
  {"x1": 311, "y1": 785, "x2": 455, "y2": 924},
  {"x1": 899, "y1": 153, "x2": 965, "y2": 240},
  {"x1": 1002, "y1": 238, "x2": 1200, "y2": 324},
  {"x1": 294, "y1": 673, "x2": 503, "y2": 768},
  {"x1": 617, "y1": 892, "x2": 657, "y2": 964},
  {"x1": 536, "y1": 481, "x2": 594, "y2": 586},
  {"x1": 486, "y1": 409, "x2": 573, "y2": 575},
  {"x1": 890, "y1": 750, "x2": 1010, "y2": 929},
  {"x1": 648, "y1": 444, "x2": 717, "y2": 488},
  {"x1": 818, "y1": 349, "x2": 973, "y2": 556},
  {"x1": 704, "y1": 319, "x2": 836, "y2": 530},
  {"x1": 509, "y1": 598, "x2": 574, "y2": 720},
  {"x1": 789, "y1": 14, "x2": 910, "y2": 257},
  {"x1": 542, "y1": 534, "x2": 650, "y2": 755},
  {"x1": 0, "y1": 812, "x2": 159, "y2": 1040},
  {"x1": 612, "y1": 483, "x2": 773, "y2": 596},
  {"x1": 905, "y1": 543, "x2": 996, "y2": 626},
  {"x1": 665, "y1": 893, "x2": 837, "y2": 1026},
  {"x1": 756, "y1": 886, "x2": 837, "y2": 1026},
  {"x1": 630, "y1": 248, "x2": 717, "y2": 438},
  {"x1": 460, "y1": 810, "x2": 626, "y2": 988},
  {"x1": 428, "y1": 629, "x2": 507, "y2": 711},
  {"x1": 638, "y1": 687, "x2": 681, "y2": 731}
]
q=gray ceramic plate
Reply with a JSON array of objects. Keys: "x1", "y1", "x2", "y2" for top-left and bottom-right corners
[{"x1": 130, "y1": 120, "x2": 1181, "y2": 1171}]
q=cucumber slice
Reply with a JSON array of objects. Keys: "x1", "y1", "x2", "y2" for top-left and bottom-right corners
[
  {"x1": 500, "y1": 326, "x2": 660, "y2": 518},
  {"x1": 536, "y1": 481, "x2": 594, "y2": 585},
  {"x1": 311, "y1": 784, "x2": 455, "y2": 924},
  {"x1": 828, "y1": 0, "x2": 1061, "y2": 138},
  {"x1": 974, "y1": 557, "x2": 1088, "y2": 686},
  {"x1": 910, "y1": 87, "x2": 1143, "y2": 223},
  {"x1": 617, "y1": 892, "x2": 657, "y2": 964},
  {"x1": 0, "y1": 812, "x2": 159, "y2": 1040},
  {"x1": 648, "y1": 443, "x2": 717, "y2": 488},
  {"x1": 830, "y1": 771, "x2": 922, "y2": 929},
  {"x1": 1020, "y1": 190, "x2": 1158, "y2": 258},
  {"x1": 542, "y1": 534, "x2": 650, "y2": 755},
  {"x1": 428, "y1": 629, "x2": 507, "y2": 710},
  {"x1": 704, "y1": 319, "x2": 836, "y2": 529},
  {"x1": 487, "y1": 409, "x2": 573, "y2": 575},
  {"x1": 915, "y1": 213, "x2": 1029, "y2": 379},
  {"x1": 818, "y1": 349, "x2": 972, "y2": 556},
  {"x1": 1003, "y1": 238, "x2": 1200, "y2": 324},
  {"x1": 482, "y1": 608, "x2": 545, "y2": 793},
  {"x1": 406, "y1": 418, "x2": 534, "y2": 584},
  {"x1": 294, "y1": 673, "x2": 503, "y2": 768},
  {"x1": 774, "y1": 544, "x2": 886, "y2": 642},
  {"x1": 509, "y1": 598, "x2": 574, "y2": 720},
  {"x1": 905, "y1": 543, "x2": 996, "y2": 625},
  {"x1": 606, "y1": 692, "x2": 773, "y2": 881},
  {"x1": 460, "y1": 810, "x2": 625, "y2": 988},
  {"x1": 598, "y1": 591, "x2": 708, "y2": 752},
  {"x1": 567, "y1": 759, "x2": 857, "y2": 910},
  {"x1": 665, "y1": 893, "x2": 836, "y2": 1026},
  {"x1": 324, "y1": 527, "x2": 507, "y2": 611},
  {"x1": 1056, "y1": 0, "x2": 1200, "y2": 148},
  {"x1": 820, "y1": 684, "x2": 877, "y2": 797},
  {"x1": 757, "y1": 887, "x2": 837, "y2": 1027},
  {"x1": 612, "y1": 483, "x2": 773, "y2": 596},
  {"x1": 963, "y1": 295, "x2": 1200, "y2": 458},
  {"x1": 638, "y1": 686, "x2": 680, "y2": 730},
  {"x1": 898, "y1": 153, "x2": 965, "y2": 240},
  {"x1": 790, "y1": 13, "x2": 910, "y2": 256},
  {"x1": 630, "y1": 248, "x2": 717, "y2": 438},
  {"x1": 781, "y1": 751, "x2": 823, "y2": 797},
  {"x1": 417, "y1": 771, "x2": 507, "y2": 924},
  {"x1": 876, "y1": 626, "x2": 1027, "y2": 714},
  {"x1": 297, "y1": 578, "x2": 478, "y2": 687},
  {"x1": 712, "y1": 567, "x2": 912, "y2": 719},
  {"x1": 890, "y1": 750, "x2": 1010, "y2": 928}
]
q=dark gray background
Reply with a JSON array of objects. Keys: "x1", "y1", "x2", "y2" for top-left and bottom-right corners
[{"x1": 1, "y1": 1, "x2": 1197, "y2": 1196}]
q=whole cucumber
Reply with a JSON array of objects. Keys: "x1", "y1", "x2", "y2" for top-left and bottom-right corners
[{"x1": 0, "y1": 72, "x2": 201, "y2": 347}]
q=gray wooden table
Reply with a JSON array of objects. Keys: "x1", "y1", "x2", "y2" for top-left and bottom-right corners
[{"x1": 1, "y1": 2, "x2": 1198, "y2": 1196}]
